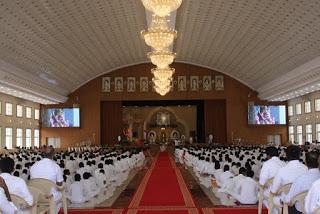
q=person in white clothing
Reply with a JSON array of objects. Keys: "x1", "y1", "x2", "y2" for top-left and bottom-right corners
[
  {"x1": 0, "y1": 177, "x2": 17, "y2": 214},
  {"x1": 67, "y1": 174, "x2": 86, "y2": 204},
  {"x1": 30, "y1": 147, "x2": 64, "y2": 213},
  {"x1": 284, "y1": 151, "x2": 320, "y2": 214},
  {"x1": 217, "y1": 165, "x2": 234, "y2": 187},
  {"x1": 0, "y1": 157, "x2": 33, "y2": 214},
  {"x1": 270, "y1": 146, "x2": 308, "y2": 209},
  {"x1": 305, "y1": 178, "x2": 320, "y2": 214},
  {"x1": 259, "y1": 147, "x2": 285, "y2": 187},
  {"x1": 230, "y1": 170, "x2": 259, "y2": 204}
]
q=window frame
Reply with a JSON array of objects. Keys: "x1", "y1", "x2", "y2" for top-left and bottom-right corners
[
  {"x1": 295, "y1": 103, "x2": 302, "y2": 115},
  {"x1": 304, "y1": 101, "x2": 312, "y2": 114},
  {"x1": 5, "y1": 127, "x2": 13, "y2": 149},
  {"x1": 34, "y1": 109, "x2": 40, "y2": 120},
  {"x1": 25, "y1": 128, "x2": 32, "y2": 148},
  {"x1": 315, "y1": 99, "x2": 320, "y2": 112},
  {"x1": 5, "y1": 102, "x2": 13, "y2": 116},
  {"x1": 16, "y1": 104, "x2": 23, "y2": 118},
  {"x1": 26, "y1": 106, "x2": 32, "y2": 119},
  {"x1": 288, "y1": 105, "x2": 294, "y2": 116},
  {"x1": 16, "y1": 128, "x2": 23, "y2": 148},
  {"x1": 305, "y1": 124, "x2": 313, "y2": 143}
]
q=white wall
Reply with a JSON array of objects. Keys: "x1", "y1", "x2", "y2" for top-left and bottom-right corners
[{"x1": 0, "y1": 92, "x2": 40, "y2": 148}]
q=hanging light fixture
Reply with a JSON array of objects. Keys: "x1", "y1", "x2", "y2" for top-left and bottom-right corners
[
  {"x1": 141, "y1": 16, "x2": 177, "y2": 51},
  {"x1": 148, "y1": 50, "x2": 176, "y2": 69},
  {"x1": 140, "y1": 0, "x2": 182, "y2": 96},
  {"x1": 141, "y1": 0, "x2": 182, "y2": 17},
  {"x1": 151, "y1": 67, "x2": 175, "y2": 81}
]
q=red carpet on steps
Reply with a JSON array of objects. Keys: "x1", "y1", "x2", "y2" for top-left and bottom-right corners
[{"x1": 139, "y1": 152, "x2": 185, "y2": 206}]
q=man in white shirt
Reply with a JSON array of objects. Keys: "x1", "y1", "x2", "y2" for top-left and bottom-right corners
[
  {"x1": 230, "y1": 170, "x2": 259, "y2": 204},
  {"x1": 305, "y1": 178, "x2": 320, "y2": 214},
  {"x1": 284, "y1": 151, "x2": 320, "y2": 214},
  {"x1": 259, "y1": 147, "x2": 285, "y2": 187},
  {"x1": 270, "y1": 146, "x2": 308, "y2": 209},
  {"x1": 30, "y1": 147, "x2": 64, "y2": 213},
  {"x1": 0, "y1": 157, "x2": 33, "y2": 214},
  {"x1": 0, "y1": 177, "x2": 17, "y2": 214}
]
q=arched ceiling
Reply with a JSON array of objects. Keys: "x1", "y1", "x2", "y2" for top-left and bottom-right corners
[{"x1": 1, "y1": 0, "x2": 320, "y2": 103}]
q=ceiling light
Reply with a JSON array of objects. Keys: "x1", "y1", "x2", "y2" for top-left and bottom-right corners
[
  {"x1": 141, "y1": 16, "x2": 177, "y2": 51},
  {"x1": 148, "y1": 50, "x2": 176, "y2": 69},
  {"x1": 141, "y1": 0, "x2": 182, "y2": 17}
]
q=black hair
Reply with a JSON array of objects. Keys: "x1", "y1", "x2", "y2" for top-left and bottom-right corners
[
  {"x1": 239, "y1": 167, "x2": 247, "y2": 176},
  {"x1": 83, "y1": 172, "x2": 90, "y2": 180},
  {"x1": 306, "y1": 151, "x2": 320, "y2": 169},
  {"x1": 75, "y1": 174, "x2": 81, "y2": 181},
  {"x1": 0, "y1": 157, "x2": 14, "y2": 173},
  {"x1": 223, "y1": 165, "x2": 230, "y2": 172},
  {"x1": 247, "y1": 170, "x2": 254, "y2": 178},
  {"x1": 286, "y1": 145, "x2": 301, "y2": 161},
  {"x1": 266, "y1": 147, "x2": 279, "y2": 157}
]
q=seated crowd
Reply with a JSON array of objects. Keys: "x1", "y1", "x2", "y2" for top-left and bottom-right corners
[
  {"x1": 0, "y1": 146, "x2": 145, "y2": 214},
  {"x1": 175, "y1": 145, "x2": 320, "y2": 214}
]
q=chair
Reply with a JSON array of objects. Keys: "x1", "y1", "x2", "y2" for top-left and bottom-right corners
[
  {"x1": 28, "y1": 186, "x2": 51, "y2": 214},
  {"x1": 11, "y1": 194, "x2": 35, "y2": 214},
  {"x1": 268, "y1": 183, "x2": 292, "y2": 214},
  {"x1": 28, "y1": 178, "x2": 68, "y2": 214},
  {"x1": 258, "y1": 178, "x2": 273, "y2": 214},
  {"x1": 283, "y1": 191, "x2": 307, "y2": 214}
]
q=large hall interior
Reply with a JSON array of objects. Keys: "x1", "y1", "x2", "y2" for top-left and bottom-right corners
[{"x1": 0, "y1": 0, "x2": 320, "y2": 214}]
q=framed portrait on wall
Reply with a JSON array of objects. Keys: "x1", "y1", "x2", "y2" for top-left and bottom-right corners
[
  {"x1": 203, "y1": 76, "x2": 212, "y2": 91},
  {"x1": 178, "y1": 76, "x2": 187, "y2": 91},
  {"x1": 140, "y1": 77, "x2": 148, "y2": 92},
  {"x1": 114, "y1": 77, "x2": 123, "y2": 92},
  {"x1": 102, "y1": 77, "x2": 111, "y2": 92},
  {"x1": 127, "y1": 77, "x2": 136, "y2": 92},
  {"x1": 215, "y1": 75, "x2": 224, "y2": 90},
  {"x1": 190, "y1": 76, "x2": 199, "y2": 91}
]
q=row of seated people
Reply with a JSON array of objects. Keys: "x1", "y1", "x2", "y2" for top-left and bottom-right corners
[
  {"x1": 175, "y1": 145, "x2": 320, "y2": 214},
  {"x1": 0, "y1": 146, "x2": 145, "y2": 214}
]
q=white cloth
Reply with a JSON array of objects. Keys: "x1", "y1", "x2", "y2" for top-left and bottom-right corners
[
  {"x1": 67, "y1": 182, "x2": 86, "y2": 204},
  {"x1": 231, "y1": 177, "x2": 259, "y2": 204},
  {"x1": 305, "y1": 178, "x2": 320, "y2": 214},
  {"x1": 259, "y1": 157, "x2": 285, "y2": 185},
  {"x1": 270, "y1": 160, "x2": 307, "y2": 207},
  {"x1": 0, "y1": 173, "x2": 33, "y2": 205},
  {"x1": 284, "y1": 168, "x2": 320, "y2": 212},
  {"x1": 30, "y1": 158, "x2": 64, "y2": 201},
  {"x1": 0, "y1": 187, "x2": 17, "y2": 214},
  {"x1": 270, "y1": 160, "x2": 307, "y2": 194},
  {"x1": 217, "y1": 171, "x2": 234, "y2": 187}
]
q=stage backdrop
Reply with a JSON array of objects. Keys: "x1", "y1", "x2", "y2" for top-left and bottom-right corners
[{"x1": 41, "y1": 63, "x2": 288, "y2": 147}]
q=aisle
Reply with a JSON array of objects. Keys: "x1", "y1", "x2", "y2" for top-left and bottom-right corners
[{"x1": 128, "y1": 152, "x2": 198, "y2": 214}]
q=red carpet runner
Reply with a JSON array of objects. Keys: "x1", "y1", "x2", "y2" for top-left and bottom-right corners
[
  {"x1": 127, "y1": 152, "x2": 197, "y2": 214},
  {"x1": 66, "y1": 152, "x2": 265, "y2": 214}
]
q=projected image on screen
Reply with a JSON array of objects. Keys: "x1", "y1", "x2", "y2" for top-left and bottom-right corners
[
  {"x1": 42, "y1": 108, "x2": 80, "y2": 128},
  {"x1": 248, "y1": 105, "x2": 286, "y2": 125}
]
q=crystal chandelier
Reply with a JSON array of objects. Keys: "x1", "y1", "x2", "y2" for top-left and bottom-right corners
[
  {"x1": 148, "y1": 50, "x2": 176, "y2": 69},
  {"x1": 141, "y1": 0, "x2": 183, "y2": 17},
  {"x1": 151, "y1": 67, "x2": 175, "y2": 81},
  {"x1": 141, "y1": 16, "x2": 177, "y2": 51},
  {"x1": 154, "y1": 86, "x2": 171, "y2": 96},
  {"x1": 140, "y1": 0, "x2": 182, "y2": 96}
]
